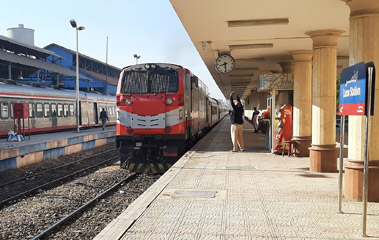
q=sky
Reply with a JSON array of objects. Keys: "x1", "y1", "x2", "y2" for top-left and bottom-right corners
[{"x1": 0, "y1": 0, "x2": 225, "y2": 99}]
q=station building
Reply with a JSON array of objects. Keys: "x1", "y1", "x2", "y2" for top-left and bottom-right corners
[
  {"x1": 170, "y1": 0, "x2": 379, "y2": 202},
  {"x1": 0, "y1": 24, "x2": 119, "y2": 94}
]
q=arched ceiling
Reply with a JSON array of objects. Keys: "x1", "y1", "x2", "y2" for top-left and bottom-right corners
[{"x1": 170, "y1": 0, "x2": 350, "y2": 99}]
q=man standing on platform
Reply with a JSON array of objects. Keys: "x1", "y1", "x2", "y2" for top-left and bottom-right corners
[
  {"x1": 100, "y1": 108, "x2": 109, "y2": 130},
  {"x1": 230, "y1": 91, "x2": 245, "y2": 152}
]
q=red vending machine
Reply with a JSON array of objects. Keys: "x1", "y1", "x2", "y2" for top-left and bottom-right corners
[
  {"x1": 274, "y1": 105, "x2": 292, "y2": 154},
  {"x1": 13, "y1": 103, "x2": 30, "y2": 139}
]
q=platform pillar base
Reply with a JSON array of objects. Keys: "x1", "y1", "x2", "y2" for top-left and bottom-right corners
[
  {"x1": 309, "y1": 144, "x2": 337, "y2": 172},
  {"x1": 292, "y1": 136, "x2": 311, "y2": 157},
  {"x1": 344, "y1": 160, "x2": 379, "y2": 202}
]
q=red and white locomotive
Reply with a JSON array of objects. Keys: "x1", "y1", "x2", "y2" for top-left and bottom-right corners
[{"x1": 116, "y1": 63, "x2": 228, "y2": 173}]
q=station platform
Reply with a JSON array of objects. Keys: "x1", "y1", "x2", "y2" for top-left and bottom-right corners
[
  {"x1": 0, "y1": 126, "x2": 116, "y2": 172},
  {"x1": 95, "y1": 118, "x2": 379, "y2": 239}
]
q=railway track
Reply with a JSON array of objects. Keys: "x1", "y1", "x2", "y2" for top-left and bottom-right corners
[
  {"x1": 0, "y1": 152, "x2": 119, "y2": 208},
  {"x1": 31, "y1": 173, "x2": 137, "y2": 240},
  {"x1": 0, "y1": 148, "x2": 117, "y2": 188}
]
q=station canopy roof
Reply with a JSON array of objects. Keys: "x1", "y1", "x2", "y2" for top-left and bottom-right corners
[
  {"x1": 170, "y1": 0, "x2": 350, "y2": 99},
  {"x1": 0, "y1": 35, "x2": 89, "y2": 80},
  {"x1": 0, "y1": 35, "x2": 62, "y2": 59}
]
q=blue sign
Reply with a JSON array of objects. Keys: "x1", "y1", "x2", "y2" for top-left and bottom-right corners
[{"x1": 339, "y1": 62, "x2": 367, "y2": 116}]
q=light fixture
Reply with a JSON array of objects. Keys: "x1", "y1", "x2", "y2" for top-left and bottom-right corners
[
  {"x1": 228, "y1": 18, "x2": 289, "y2": 27},
  {"x1": 229, "y1": 43, "x2": 273, "y2": 50},
  {"x1": 201, "y1": 42, "x2": 206, "y2": 50},
  {"x1": 133, "y1": 54, "x2": 141, "y2": 64},
  {"x1": 229, "y1": 74, "x2": 254, "y2": 77},
  {"x1": 236, "y1": 57, "x2": 265, "y2": 62},
  {"x1": 166, "y1": 98, "x2": 173, "y2": 105},
  {"x1": 234, "y1": 67, "x2": 259, "y2": 71},
  {"x1": 70, "y1": 19, "x2": 85, "y2": 133}
]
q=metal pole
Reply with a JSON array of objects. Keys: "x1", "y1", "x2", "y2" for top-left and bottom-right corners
[
  {"x1": 105, "y1": 36, "x2": 108, "y2": 93},
  {"x1": 338, "y1": 115, "x2": 345, "y2": 213},
  {"x1": 75, "y1": 28, "x2": 80, "y2": 133},
  {"x1": 362, "y1": 66, "x2": 373, "y2": 237},
  {"x1": 8, "y1": 63, "x2": 11, "y2": 80}
]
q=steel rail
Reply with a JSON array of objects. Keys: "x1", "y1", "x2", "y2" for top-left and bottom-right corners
[
  {"x1": 0, "y1": 155, "x2": 119, "y2": 208},
  {"x1": 31, "y1": 173, "x2": 136, "y2": 240},
  {"x1": 0, "y1": 148, "x2": 117, "y2": 188}
]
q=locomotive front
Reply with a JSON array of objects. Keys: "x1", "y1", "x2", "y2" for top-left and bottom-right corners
[{"x1": 116, "y1": 63, "x2": 186, "y2": 173}]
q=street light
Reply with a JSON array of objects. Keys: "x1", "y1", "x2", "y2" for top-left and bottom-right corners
[
  {"x1": 70, "y1": 19, "x2": 85, "y2": 133},
  {"x1": 133, "y1": 54, "x2": 140, "y2": 64}
]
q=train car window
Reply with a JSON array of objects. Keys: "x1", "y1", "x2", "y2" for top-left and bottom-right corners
[
  {"x1": 29, "y1": 103, "x2": 35, "y2": 118},
  {"x1": 36, "y1": 103, "x2": 43, "y2": 118},
  {"x1": 63, "y1": 104, "x2": 68, "y2": 117},
  {"x1": 51, "y1": 103, "x2": 57, "y2": 117},
  {"x1": 1, "y1": 102, "x2": 9, "y2": 119},
  {"x1": 57, "y1": 104, "x2": 63, "y2": 117},
  {"x1": 10, "y1": 103, "x2": 14, "y2": 119},
  {"x1": 69, "y1": 104, "x2": 74, "y2": 116},
  {"x1": 44, "y1": 103, "x2": 50, "y2": 118},
  {"x1": 121, "y1": 69, "x2": 178, "y2": 93}
]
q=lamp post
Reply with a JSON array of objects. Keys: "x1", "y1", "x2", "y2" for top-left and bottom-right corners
[
  {"x1": 133, "y1": 54, "x2": 140, "y2": 64},
  {"x1": 70, "y1": 19, "x2": 85, "y2": 133}
]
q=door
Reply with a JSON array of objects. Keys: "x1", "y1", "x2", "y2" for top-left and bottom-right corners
[{"x1": 94, "y1": 103, "x2": 98, "y2": 124}]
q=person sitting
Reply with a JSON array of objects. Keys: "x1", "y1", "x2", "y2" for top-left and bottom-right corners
[{"x1": 7, "y1": 129, "x2": 18, "y2": 142}]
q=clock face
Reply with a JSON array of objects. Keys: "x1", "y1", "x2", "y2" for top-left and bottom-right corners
[{"x1": 215, "y1": 54, "x2": 235, "y2": 74}]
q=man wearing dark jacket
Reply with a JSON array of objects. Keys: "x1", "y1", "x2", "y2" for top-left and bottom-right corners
[
  {"x1": 100, "y1": 108, "x2": 109, "y2": 130},
  {"x1": 230, "y1": 91, "x2": 245, "y2": 152}
]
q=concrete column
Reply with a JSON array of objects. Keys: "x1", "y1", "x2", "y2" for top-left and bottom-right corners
[
  {"x1": 342, "y1": 0, "x2": 379, "y2": 202},
  {"x1": 290, "y1": 50, "x2": 313, "y2": 157},
  {"x1": 306, "y1": 29, "x2": 344, "y2": 172}
]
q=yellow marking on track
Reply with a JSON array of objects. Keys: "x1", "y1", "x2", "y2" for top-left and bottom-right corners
[
  {"x1": 149, "y1": 164, "x2": 158, "y2": 174},
  {"x1": 136, "y1": 163, "x2": 144, "y2": 172},
  {"x1": 128, "y1": 163, "x2": 135, "y2": 171}
]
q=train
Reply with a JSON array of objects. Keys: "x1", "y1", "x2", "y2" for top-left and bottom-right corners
[
  {"x1": 116, "y1": 63, "x2": 229, "y2": 173},
  {"x1": 0, "y1": 79, "x2": 117, "y2": 137}
]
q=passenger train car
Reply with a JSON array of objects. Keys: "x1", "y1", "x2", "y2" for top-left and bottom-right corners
[
  {"x1": 0, "y1": 80, "x2": 116, "y2": 137},
  {"x1": 116, "y1": 63, "x2": 228, "y2": 173}
]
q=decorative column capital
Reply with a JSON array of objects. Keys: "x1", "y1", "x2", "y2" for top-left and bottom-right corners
[
  {"x1": 290, "y1": 50, "x2": 313, "y2": 62},
  {"x1": 341, "y1": 0, "x2": 379, "y2": 17},
  {"x1": 305, "y1": 30, "x2": 345, "y2": 49},
  {"x1": 278, "y1": 62, "x2": 294, "y2": 74}
]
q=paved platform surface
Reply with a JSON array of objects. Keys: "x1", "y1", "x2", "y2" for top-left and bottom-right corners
[
  {"x1": 0, "y1": 126, "x2": 116, "y2": 150},
  {"x1": 95, "y1": 119, "x2": 379, "y2": 240}
]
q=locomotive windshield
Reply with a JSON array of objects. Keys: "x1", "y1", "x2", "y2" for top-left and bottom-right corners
[{"x1": 121, "y1": 69, "x2": 178, "y2": 94}]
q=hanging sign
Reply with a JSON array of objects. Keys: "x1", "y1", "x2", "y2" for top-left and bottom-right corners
[{"x1": 338, "y1": 62, "x2": 375, "y2": 116}]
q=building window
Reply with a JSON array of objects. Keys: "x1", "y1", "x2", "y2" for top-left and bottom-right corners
[{"x1": 1, "y1": 102, "x2": 9, "y2": 119}]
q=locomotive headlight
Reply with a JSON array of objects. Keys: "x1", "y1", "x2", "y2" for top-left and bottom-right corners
[
  {"x1": 144, "y1": 64, "x2": 150, "y2": 69},
  {"x1": 166, "y1": 98, "x2": 173, "y2": 105},
  {"x1": 124, "y1": 98, "x2": 132, "y2": 105}
]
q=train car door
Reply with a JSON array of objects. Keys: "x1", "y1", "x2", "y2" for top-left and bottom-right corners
[
  {"x1": 79, "y1": 102, "x2": 82, "y2": 125},
  {"x1": 94, "y1": 103, "x2": 99, "y2": 124}
]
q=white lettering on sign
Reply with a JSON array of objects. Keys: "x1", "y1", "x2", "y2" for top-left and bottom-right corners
[
  {"x1": 345, "y1": 71, "x2": 358, "y2": 87},
  {"x1": 343, "y1": 86, "x2": 361, "y2": 97}
]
